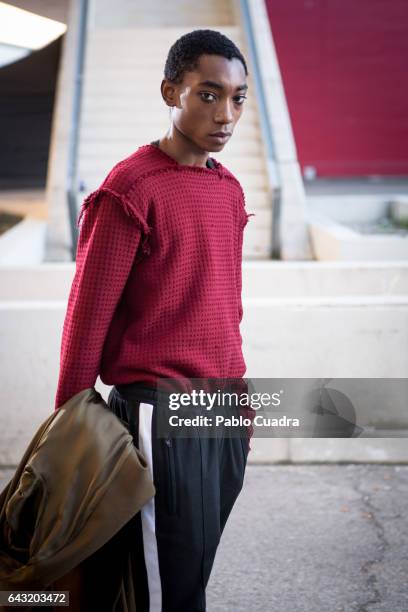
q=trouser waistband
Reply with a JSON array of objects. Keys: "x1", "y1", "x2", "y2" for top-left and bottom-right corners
[
  {"x1": 114, "y1": 381, "x2": 168, "y2": 403},
  {"x1": 114, "y1": 379, "x2": 249, "y2": 404}
]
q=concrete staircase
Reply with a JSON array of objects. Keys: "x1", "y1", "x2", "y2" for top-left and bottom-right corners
[{"x1": 77, "y1": 0, "x2": 271, "y2": 258}]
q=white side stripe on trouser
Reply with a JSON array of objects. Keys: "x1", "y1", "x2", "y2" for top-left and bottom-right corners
[{"x1": 138, "y1": 402, "x2": 162, "y2": 612}]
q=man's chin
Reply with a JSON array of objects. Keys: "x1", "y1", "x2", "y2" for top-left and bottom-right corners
[{"x1": 206, "y1": 141, "x2": 227, "y2": 153}]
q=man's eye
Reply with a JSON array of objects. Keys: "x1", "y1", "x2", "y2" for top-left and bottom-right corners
[
  {"x1": 234, "y1": 95, "x2": 247, "y2": 105},
  {"x1": 200, "y1": 92, "x2": 217, "y2": 103}
]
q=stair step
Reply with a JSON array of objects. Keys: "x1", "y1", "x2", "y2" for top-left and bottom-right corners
[
  {"x1": 78, "y1": 14, "x2": 271, "y2": 257},
  {"x1": 81, "y1": 107, "x2": 260, "y2": 126},
  {"x1": 88, "y1": 27, "x2": 242, "y2": 40}
]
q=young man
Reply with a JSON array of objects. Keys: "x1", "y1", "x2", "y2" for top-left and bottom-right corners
[{"x1": 55, "y1": 29, "x2": 254, "y2": 612}]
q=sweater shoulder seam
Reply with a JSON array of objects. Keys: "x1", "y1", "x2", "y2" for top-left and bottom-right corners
[{"x1": 76, "y1": 186, "x2": 153, "y2": 259}]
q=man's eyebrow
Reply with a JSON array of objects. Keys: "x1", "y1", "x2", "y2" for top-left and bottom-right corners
[{"x1": 197, "y1": 80, "x2": 248, "y2": 91}]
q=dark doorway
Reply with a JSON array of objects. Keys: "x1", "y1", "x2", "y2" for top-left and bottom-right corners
[{"x1": 0, "y1": 35, "x2": 63, "y2": 188}]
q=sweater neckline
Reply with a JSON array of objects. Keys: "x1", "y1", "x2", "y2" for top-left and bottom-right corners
[{"x1": 142, "y1": 143, "x2": 223, "y2": 175}]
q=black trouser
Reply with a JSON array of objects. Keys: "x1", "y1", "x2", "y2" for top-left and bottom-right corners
[{"x1": 106, "y1": 382, "x2": 249, "y2": 612}]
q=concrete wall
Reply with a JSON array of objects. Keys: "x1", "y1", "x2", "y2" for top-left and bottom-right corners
[
  {"x1": 1, "y1": 262, "x2": 407, "y2": 465},
  {"x1": 6, "y1": 0, "x2": 70, "y2": 24}
]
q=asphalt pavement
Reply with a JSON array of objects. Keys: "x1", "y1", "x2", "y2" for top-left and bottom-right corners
[
  {"x1": 207, "y1": 464, "x2": 408, "y2": 612},
  {"x1": 1, "y1": 464, "x2": 407, "y2": 612}
]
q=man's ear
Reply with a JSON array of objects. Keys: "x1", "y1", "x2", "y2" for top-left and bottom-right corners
[{"x1": 160, "y1": 79, "x2": 178, "y2": 108}]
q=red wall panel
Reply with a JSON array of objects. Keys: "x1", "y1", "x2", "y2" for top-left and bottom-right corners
[{"x1": 264, "y1": 0, "x2": 408, "y2": 177}]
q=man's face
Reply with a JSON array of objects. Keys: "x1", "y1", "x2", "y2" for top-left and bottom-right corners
[{"x1": 162, "y1": 54, "x2": 248, "y2": 152}]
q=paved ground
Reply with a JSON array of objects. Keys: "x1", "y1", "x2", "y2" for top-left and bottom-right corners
[
  {"x1": 1, "y1": 464, "x2": 407, "y2": 612},
  {"x1": 207, "y1": 465, "x2": 408, "y2": 612}
]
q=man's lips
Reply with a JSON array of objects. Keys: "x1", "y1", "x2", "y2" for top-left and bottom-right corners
[{"x1": 208, "y1": 132, "x2": 231, "y2": 140}]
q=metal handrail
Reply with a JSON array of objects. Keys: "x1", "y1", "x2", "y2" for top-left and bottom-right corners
[
  {"x1": 239, "y1": 0, "x2": 282, "y2": 259},
  {"x1": 66, "y1": 0, "x2": 89, "y2": 260}
]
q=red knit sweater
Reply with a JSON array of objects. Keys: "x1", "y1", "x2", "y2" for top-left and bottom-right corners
[{"x1": 54, "y1": 143, "x2": 254, "y2": 411}]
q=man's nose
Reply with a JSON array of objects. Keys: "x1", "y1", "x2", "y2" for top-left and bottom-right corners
[{"x1": 214, "y1": 100, "x2": 234, "y2": 124}]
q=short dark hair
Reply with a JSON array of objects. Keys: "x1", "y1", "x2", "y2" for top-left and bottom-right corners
[{"x1": 164, "y1": 29, "x2": 248, "y2": 84}]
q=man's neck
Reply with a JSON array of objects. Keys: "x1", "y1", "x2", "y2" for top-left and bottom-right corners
[{"x1": 156, "y1": 131, "x2": 210, "y2": 168}]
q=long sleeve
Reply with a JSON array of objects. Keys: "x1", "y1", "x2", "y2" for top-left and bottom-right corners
[
  {"x1": 236, "y1": 201, "x2": 255, "y2": 449},
  {"x1": 236, "y1": 207, "x2": 255, "y2": 324},
  {"x1": 237, "y1": 223, "x2": 244, "y2": 325},
  {"x1": 54, "y1": 189, "x2": 143, "y2": 410}
]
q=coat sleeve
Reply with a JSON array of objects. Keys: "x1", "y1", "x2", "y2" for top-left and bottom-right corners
[{"x1": 54, "y1": 188, "x2": 147, "y2": 410}]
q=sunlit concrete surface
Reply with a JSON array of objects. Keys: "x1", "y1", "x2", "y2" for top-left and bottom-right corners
[{"x1": 1, "y1": 261, "x2": 408, "y2": 464}]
